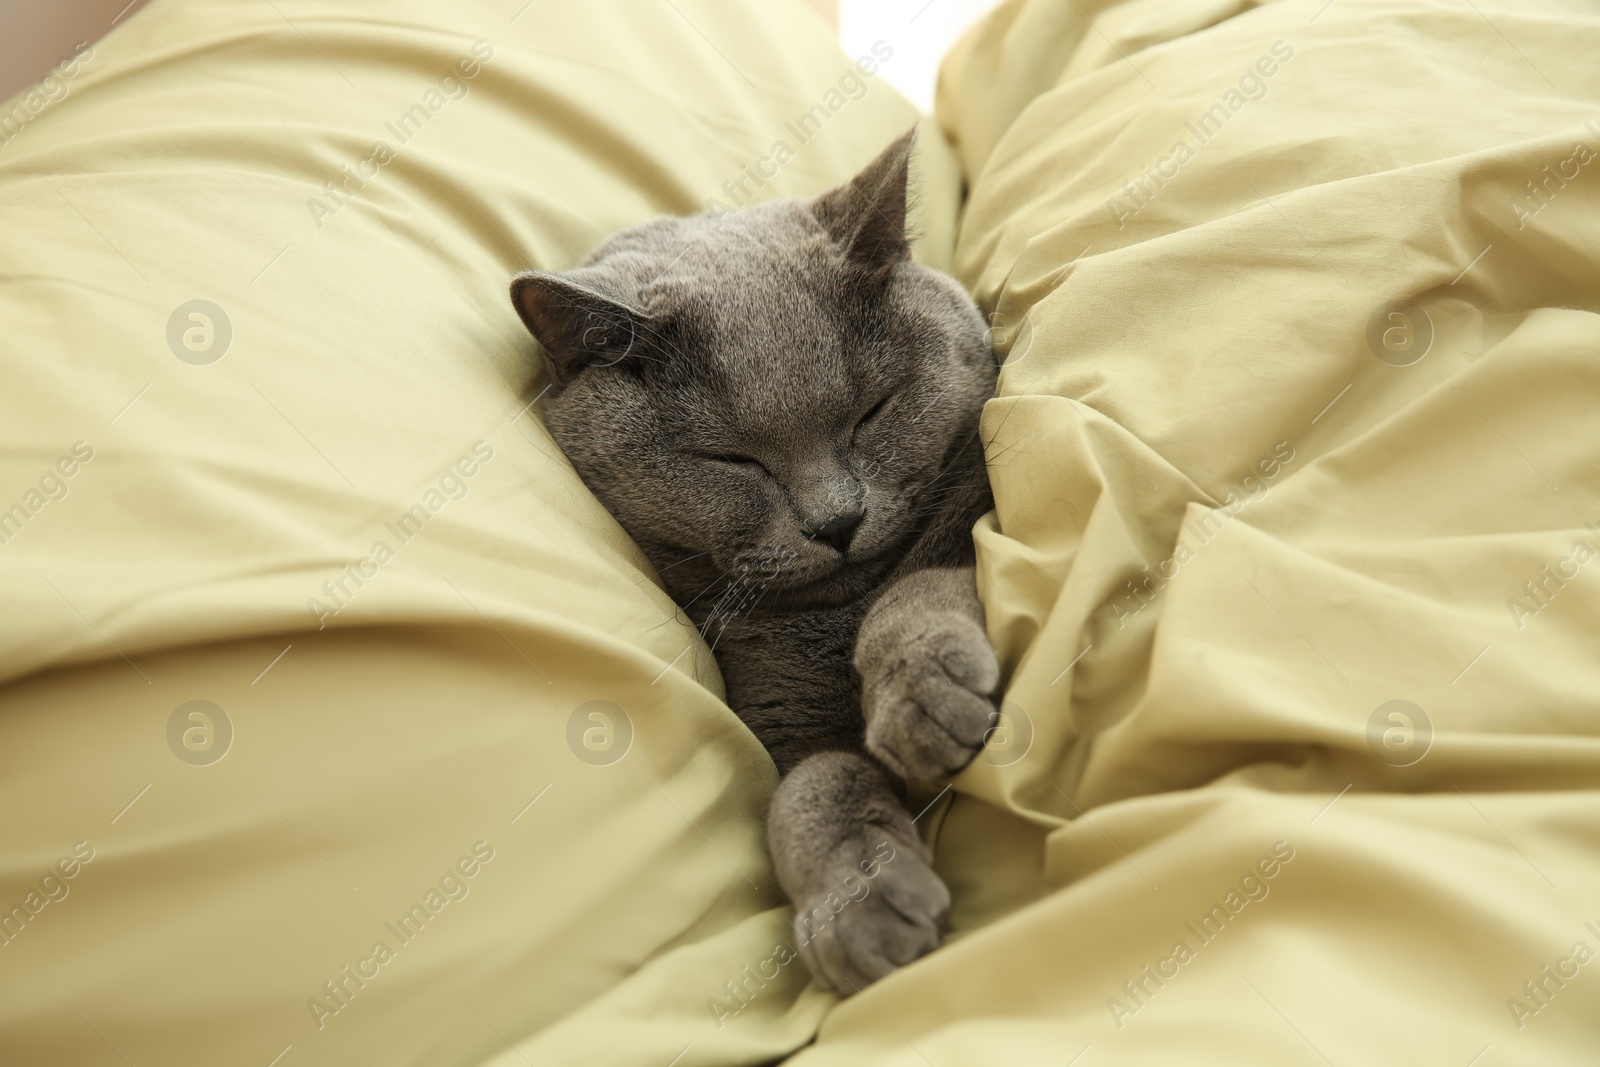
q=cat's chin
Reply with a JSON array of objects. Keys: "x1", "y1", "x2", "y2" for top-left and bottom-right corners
[{"x1": 763, "y1": 553, "x2": 898, "y2": 610}]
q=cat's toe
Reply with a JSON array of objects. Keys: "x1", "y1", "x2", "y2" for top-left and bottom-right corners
[
  {"x1": 861, "y1": 612, "x2": 1000, "y2": 780},
  {"x1": 792, "y1": 838, "x2": 949, "y2": 994},
  {"x1": 866, "y1": 686, "x2": 993, "y2": 780}
]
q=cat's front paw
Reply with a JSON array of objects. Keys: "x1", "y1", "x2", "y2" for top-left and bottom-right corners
[
  {"x1": 790, "y1": 831, "x2": 949, "y2": 994},
  {"x1": 857, "y1": 607, "x2": 1000, "y2": 781}
]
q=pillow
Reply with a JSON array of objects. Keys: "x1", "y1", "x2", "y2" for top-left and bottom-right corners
[{"x1": 0, "y1": 1, "x2": 959, "y2": 1064}]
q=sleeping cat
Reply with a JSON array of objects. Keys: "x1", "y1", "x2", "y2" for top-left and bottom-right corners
[{"x1": 509, "y1": 130, "x2": 1000, "y2": 993}]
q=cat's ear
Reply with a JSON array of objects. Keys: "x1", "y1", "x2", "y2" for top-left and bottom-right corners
[
  {"x1": 810, "y1": 127, "x2": 916, "y2": 276},
  {"x1": 510, "y1": 270, "x2": 652, "y2": 385}
]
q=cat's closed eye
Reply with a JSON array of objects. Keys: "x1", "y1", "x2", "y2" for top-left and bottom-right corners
[
  {"x1": 701, "y1": 452, "x2": 767, "y2": 473},
  {"x1": 852, "y1": 395, "x2": 895, "y2": 441}
]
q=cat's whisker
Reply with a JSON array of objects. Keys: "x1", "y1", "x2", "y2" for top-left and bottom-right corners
[{"x1": 652, "y1": 549, "x2": 713, "y2": 577}]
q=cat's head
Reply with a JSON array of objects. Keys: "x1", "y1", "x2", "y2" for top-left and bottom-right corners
[{"x1": 509, "y1": 130, "x2": 995, "y2": 606}]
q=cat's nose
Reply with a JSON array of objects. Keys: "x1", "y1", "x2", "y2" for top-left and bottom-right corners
[{"x1": 806, "y1": 509, "x2": 863, "y2": 553}]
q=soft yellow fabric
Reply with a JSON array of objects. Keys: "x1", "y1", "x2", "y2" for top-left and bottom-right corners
[
  {"x1": 0, "y1": 2, "x2": 958, "y2": 1065},
  {"x1": 790, "y1": 0, "x2": 1600, "y2": 1063}
]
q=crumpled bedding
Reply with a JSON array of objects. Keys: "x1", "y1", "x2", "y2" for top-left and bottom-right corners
[
  {"x1": 784, "y1": 0, "x2": 1600, "y2": 1063},
  {"x1": 4, "y1": 0, "x2": 1599, "y2": 1063}
]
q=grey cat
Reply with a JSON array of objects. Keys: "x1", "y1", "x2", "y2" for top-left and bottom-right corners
[{"x1": 509, "y1": 130, "x2": 1000, "y2": 993}]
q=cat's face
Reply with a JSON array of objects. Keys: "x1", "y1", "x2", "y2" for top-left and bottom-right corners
[{"x1": 511, "y1": 131, "x2": 994, "y2": 606}]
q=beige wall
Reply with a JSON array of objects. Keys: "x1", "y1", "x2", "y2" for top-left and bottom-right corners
[
  {"x1": 800, "y1": 0, "x2": 839, "y2": 29},
  {"x1": 0, "y1": 0, "x2": 844, "y2": 103},
  {"x1": 838, "y1": 0, "x2": 1005, "y2": 112},
  {"x1": 0, "y1": 1, "x2": 835, "y2": 104},
  {"x1": 0, "y1": 0, "x2": 150, "y2": 101}
]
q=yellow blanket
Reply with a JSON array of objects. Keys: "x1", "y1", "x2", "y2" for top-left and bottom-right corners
[
  {"x1": 6, "y1": 0, "x2": 1600, "y2": 1063},
  {"x1": 788, "y1": 0, "x2": 1600, "y2": 1063}
]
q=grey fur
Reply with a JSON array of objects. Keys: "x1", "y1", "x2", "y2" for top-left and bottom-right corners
[{"x1": 510, "y1": 130, "x2": 999, "y2": 993}]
